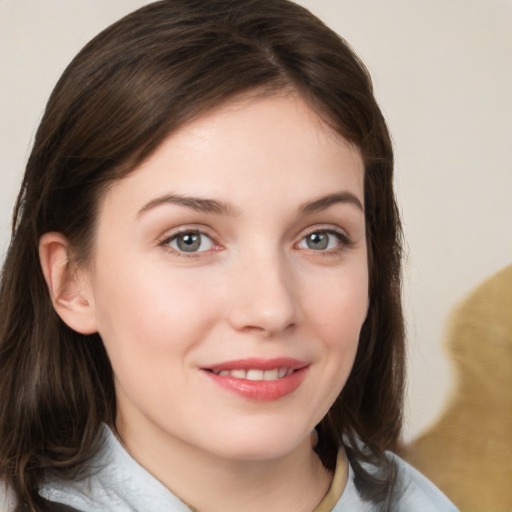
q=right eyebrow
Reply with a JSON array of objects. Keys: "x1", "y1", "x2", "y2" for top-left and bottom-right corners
[{"x1": 136, "y1": 193, "x2": 241, "y2": 218}]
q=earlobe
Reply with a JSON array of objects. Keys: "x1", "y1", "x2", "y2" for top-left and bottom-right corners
[{"x1": 39, "y1": 232, "x2": 98, "y2": 334}]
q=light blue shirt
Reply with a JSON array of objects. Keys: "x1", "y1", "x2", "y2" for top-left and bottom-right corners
[{"x1": 1, "y1": 425, "x2": 458, "y2": 511}]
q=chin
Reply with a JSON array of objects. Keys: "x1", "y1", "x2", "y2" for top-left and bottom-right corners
[{"x1": 205, "y1": 424, "x2": 311, "y2": 462}]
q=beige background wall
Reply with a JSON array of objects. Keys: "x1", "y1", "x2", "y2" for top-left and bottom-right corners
[{"x1": 1, "y1": 0, "x2": 511, "y2": 442}]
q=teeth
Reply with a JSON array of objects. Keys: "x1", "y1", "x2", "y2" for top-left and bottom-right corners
[
  {"x1": 246, "y1": 369, "x2": 264, "y2": 381},
  {"x1": 263, "y1": 369, "x2": 279, "y2": 381},
  {"x1": 214, "y1": 368, "x2": 293, "y2": 381}
]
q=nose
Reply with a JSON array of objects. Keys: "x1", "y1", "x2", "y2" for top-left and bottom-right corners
[{"x1": 226, "y1": 251, "x2": 298, "y2": 336}]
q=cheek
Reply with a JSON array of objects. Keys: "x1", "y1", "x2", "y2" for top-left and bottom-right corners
[
  {"x1": 302, "y1": 264, "x2": 368, "y2": 390},
  {"x1": 305, "y1": 264, "x2": 369, "y2": 340},
  {"x1": 91, "y1": 261, "x2": 220, "y2": 366}
]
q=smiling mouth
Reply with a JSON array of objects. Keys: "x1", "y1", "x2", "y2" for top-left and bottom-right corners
[
  {"x1": 209, "y1": 368, "x2": 295, "y2": 381},
  {"x1": 202, "y1": 358, "x2": 308, "y2": 401}
]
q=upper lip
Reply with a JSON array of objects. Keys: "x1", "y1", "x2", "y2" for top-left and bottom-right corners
[{"x1": 203, "y1": 357, "x2": 308, "y2": 372}]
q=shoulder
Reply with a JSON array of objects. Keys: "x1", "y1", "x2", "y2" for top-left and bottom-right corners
[
  {"x1": 1, "y1": 480, "x2": 81, "y2": 512},
  {"x1": 389, "y1": 452, "x2": 459, "y2": 511},
  {"x1": 332, "y1": 450, "x2": 459, "y2": 512},
  {"x1": 0, "y1": 481, "x2": 16, "y2": 512}
]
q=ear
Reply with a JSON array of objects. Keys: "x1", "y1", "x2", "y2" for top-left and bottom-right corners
[{"x1": 39, "y1": 232, "x2": 98, "y2": 334}]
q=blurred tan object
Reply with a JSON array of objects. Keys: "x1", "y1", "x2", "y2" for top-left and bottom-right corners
[{"x1": 405, "y1": 265, "x2": 512, "y2": 512}]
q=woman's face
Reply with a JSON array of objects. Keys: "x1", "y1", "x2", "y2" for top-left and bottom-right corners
[{"x1": 85, "y1": 92, "x2": 368, "y2": 464}]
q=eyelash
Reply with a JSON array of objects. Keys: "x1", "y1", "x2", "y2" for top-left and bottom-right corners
[
  {"x1": 296, "y1": 227, "x2": 352, "y2": 255},
  {"x1": 159, "y1": 226, "x2": 352, "y2": 258},
  {"x1": 159, "y1": 229, "x2": 219, "y2": 258}
]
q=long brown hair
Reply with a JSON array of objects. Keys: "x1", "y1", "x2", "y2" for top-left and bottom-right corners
[{"x1": 0, "y1": 1, "x2": 405, "y2": 510}]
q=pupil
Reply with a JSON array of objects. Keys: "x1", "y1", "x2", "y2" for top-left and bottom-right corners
[
  {"x1": 308, "y1": 232, "x2": 328, "y2": 250},
  {"x1": 178, "y1": 233, "x2": 201, "y2": 252}
]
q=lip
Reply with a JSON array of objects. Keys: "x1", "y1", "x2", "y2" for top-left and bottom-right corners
[
  {"x1": 202, "y1": 358, "x2": 309, "y2": 402},
  {"x1": 206, "y1": 357, "x2": 307, "y2": 372}
]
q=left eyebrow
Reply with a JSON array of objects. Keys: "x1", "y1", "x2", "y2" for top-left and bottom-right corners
[{"x1": 298, "y1": 192, "x2": 364, "y2": 215}]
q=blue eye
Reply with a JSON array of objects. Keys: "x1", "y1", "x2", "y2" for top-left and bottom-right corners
[
  {"x1": 298, "y1": 230, "x2": 343, "y2": 251},
  {"x1": 166, "y1": 231, "x2": 214, "y2": 253}
]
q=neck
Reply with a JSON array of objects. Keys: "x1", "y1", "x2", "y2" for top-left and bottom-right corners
[
  {"x1": 182, "y1": 445, "x2": 332, "y2": 512},
  {"x1": 117, "y1": 423, "x2": 341, "y2": 512}
]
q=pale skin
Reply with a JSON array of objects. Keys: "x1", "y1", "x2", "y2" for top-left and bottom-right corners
[{"x1": 40, "y1": 91, "x2": 369, "y2": 512}]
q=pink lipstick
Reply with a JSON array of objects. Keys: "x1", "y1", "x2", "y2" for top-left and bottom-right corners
[{"x1": 202, "y1": 358, "x2": 308, "y2": 401}]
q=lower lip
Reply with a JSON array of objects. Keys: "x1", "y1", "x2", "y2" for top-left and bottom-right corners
[{"x1": 203, "y1": 367, "x2": 308, "y2": 401}]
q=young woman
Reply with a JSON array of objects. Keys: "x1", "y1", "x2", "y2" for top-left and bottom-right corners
[{"x1": 0, "y1": 1, "x2": 458, "y2": 511}]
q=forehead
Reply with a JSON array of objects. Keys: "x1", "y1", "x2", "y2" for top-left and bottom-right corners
[{"x1": 99, "y1": 92, "x2": 364, "y2": 217}]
